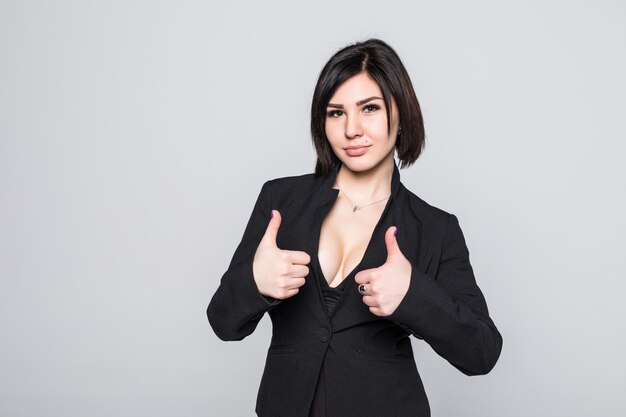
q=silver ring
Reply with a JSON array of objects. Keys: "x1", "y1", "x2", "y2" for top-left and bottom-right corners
[{"x1": 358, "y1": 284, "x2": 367, "y2": 295}]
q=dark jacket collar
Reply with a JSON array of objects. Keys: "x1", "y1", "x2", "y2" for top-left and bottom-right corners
[{"x1": 315, "y1": 159, "x2": 402, "y2": 208}]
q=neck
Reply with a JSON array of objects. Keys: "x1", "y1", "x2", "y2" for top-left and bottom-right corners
[{"x1": 333, "y1": 154, "x2": 394, "y2": 203}]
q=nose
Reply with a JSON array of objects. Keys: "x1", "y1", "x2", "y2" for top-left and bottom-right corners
[{"x1": 344, "y1": 114, "x2": 363, "y2": 138}]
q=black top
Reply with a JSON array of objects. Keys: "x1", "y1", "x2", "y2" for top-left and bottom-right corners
[
  {"x1": 320, "y1": 274, "x2": 348, "y2": 315},
  {"x1": 320, "y1": 283, "x2": 343, "y2": 316}
]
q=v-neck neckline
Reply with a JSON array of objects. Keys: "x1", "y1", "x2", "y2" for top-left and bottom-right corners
[{"x1": 314, "y1": 190, "x2": 392, "y2": 290}]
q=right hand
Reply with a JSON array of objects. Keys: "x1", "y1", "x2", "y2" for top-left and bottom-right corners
[{"x1": 253, "y1": 209, "x2": 311, "y2": 299}]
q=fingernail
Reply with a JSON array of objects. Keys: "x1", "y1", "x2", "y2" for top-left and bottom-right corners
[
  {"x1": 394, "y1": 227, "x2": 397, "y2": 236},
  {"x1": 271, "y1": 210, "x2": 274, "y2": 219}
]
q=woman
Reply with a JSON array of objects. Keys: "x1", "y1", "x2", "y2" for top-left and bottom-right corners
[{"x1": 207, "y1": 38, "x2": 502, "y2": 417}]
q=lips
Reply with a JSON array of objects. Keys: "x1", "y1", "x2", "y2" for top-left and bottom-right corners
[{"x1": 345, "y1": 145, "x2": 371, "y2": 156}]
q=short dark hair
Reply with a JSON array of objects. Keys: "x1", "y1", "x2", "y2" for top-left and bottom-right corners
[{"x1": 310, "y1": 38, "x2": 426, "y2": 178}]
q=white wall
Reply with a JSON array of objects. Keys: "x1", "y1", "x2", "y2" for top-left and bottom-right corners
[{"x1": 1, "y1": 1, "x2": 624, "y2": 416}]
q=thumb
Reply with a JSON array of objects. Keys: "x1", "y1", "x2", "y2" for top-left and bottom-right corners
[
  {"x1": 261, "y1": 209, "x2": 281, "y2": 247},
  {"x1": 384, "y1": 226, "x2": 401, "y2": 262}
]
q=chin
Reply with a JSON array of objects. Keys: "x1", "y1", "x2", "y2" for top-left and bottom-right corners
[{"x1": 340, "y1": 157, "x2": 382, "y2": 173}]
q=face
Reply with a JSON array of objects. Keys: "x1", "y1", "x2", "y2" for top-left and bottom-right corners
[{"x1": 325, "y1": 72, "x2": 399, "y2": 172}]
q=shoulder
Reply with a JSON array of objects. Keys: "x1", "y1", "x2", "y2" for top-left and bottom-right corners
[
  {"x1": 404, "y1": 186, "x2": 450, "y2": 217},
  {"x1": 261, "y1": 172, "x2": 321, "y2": 205},
  {"x1": 400, "y1": 184, "x2": 457, "y2": 234},
  {"x1": 266, "y1": 172, "x2": 318, "y2": 192}
]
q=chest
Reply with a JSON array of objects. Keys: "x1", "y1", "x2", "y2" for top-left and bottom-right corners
[{"x1": 317, "y1": 192, "x2": 388, "y2": 288}]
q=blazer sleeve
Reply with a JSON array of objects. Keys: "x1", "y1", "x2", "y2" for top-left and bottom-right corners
[
  {"x1": 207, "y1": 180, "x2": 282, "y2": 341},
  {"x1": 387, "y1": 213, "x2": 503, "y2": 376}
]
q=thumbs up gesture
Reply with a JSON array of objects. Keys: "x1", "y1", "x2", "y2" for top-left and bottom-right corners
[
  {"x1": 354, "y1": 226, "x2": 411, "y2": 317},
  {"x1": 253, "y1": 210, "x2": 311, "y2": 300}
]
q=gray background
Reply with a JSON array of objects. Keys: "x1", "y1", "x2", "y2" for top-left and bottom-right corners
[{"x1": 1, "y1": 1, "x2": 625, "y2": 416}]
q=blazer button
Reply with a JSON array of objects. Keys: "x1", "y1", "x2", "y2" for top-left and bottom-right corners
[{"x1": 317, "y1": 328, "x2": 330, "y2": 342}]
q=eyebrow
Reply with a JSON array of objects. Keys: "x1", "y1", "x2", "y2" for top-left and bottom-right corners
[{"x1": 327, "y1": 96, "x2": 383, "y2": 108}]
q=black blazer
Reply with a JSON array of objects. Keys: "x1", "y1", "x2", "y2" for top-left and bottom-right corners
[{"x1": 207, "y1": 160, "x2": 502, "y2": 417}]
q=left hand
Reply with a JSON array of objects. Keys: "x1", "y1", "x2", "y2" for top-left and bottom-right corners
[{"x1": 355, "y1": 226, "x2": 412, "y2": 317}]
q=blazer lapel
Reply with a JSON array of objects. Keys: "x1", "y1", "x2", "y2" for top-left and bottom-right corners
[
  {"x1": 305, "y1": 162, "x2": 342, "y2": 321},
  {"x1": 312, "y1": 161, "x2": 405, "y2": 331}
]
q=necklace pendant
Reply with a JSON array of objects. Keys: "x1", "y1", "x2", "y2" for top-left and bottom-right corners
[{"x1": 352, "y1": 205, "x2": 359, "y2": 212}]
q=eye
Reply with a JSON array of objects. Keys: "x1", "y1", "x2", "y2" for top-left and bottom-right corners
[
  {"x1": 326, "y1": 109, "x2": 343, "y2": 118},
  {"x1": 363, "y1": 104, "x2": 381, "y2": 113}
]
